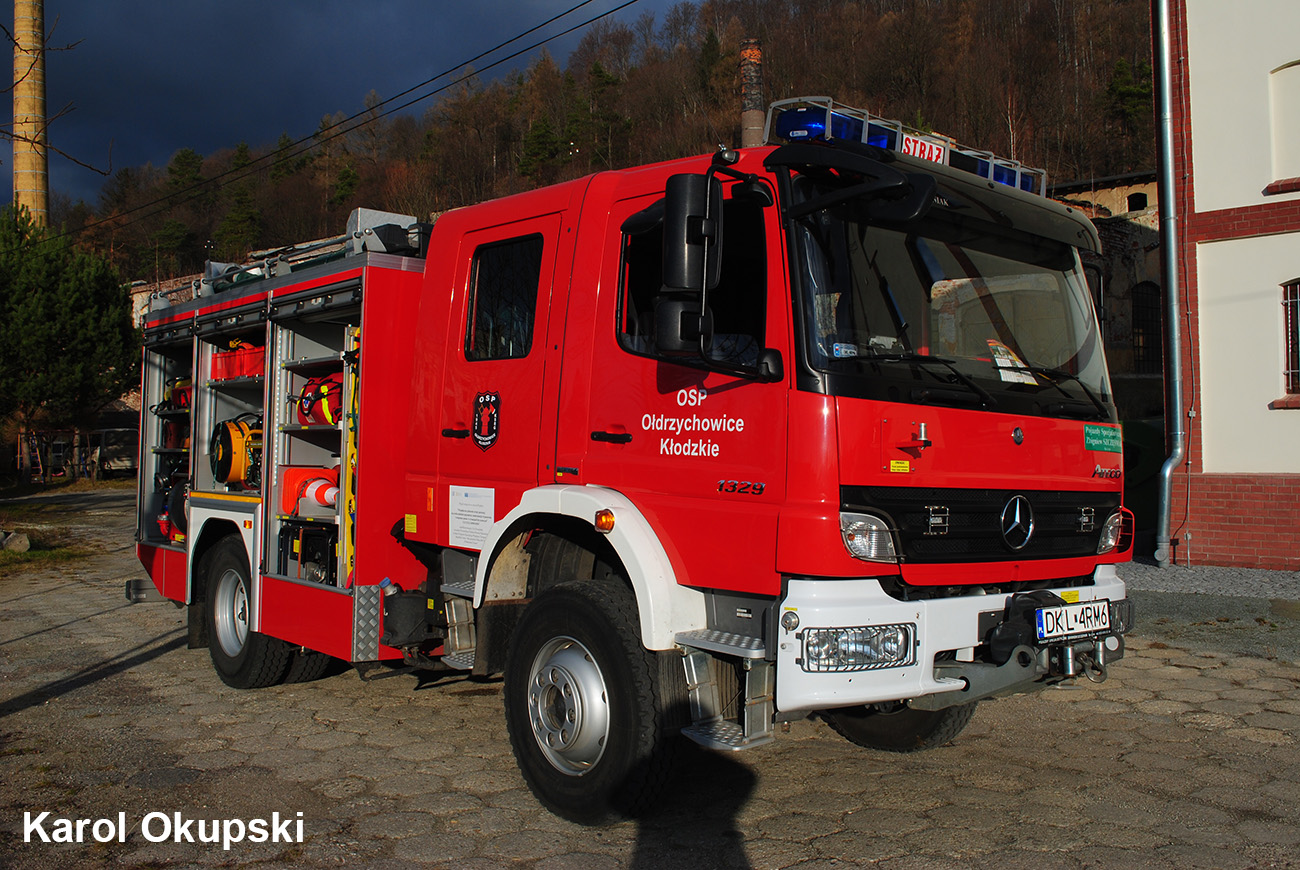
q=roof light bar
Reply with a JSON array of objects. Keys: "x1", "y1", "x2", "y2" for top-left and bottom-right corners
[{"x1": 764, "y1": 97, "x2": 1047, "y2": 196}]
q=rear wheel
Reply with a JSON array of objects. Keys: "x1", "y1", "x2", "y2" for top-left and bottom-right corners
[
  {"x1": 283, "y1": 648, "x2": 333, "y2": 683},
  {"x1": 503, "y1": 580, "x2": 681, "y2": 824},
  {"x1": 204, "y1": 536, "x2": 290, "y2": 688},
  {"x1": 823, "y1": 701, "x2": 977, "y2": 752}
]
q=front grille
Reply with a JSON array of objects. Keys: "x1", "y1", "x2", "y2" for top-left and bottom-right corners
[{"x1": 841, "y1": 486, "x2": 1121, "y2": 564}]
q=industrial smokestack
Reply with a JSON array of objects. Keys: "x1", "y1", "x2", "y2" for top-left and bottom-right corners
[
  {"x1": 13, "y1": 0, "x2": 49, "y2": 226},
  {"x1": 740, "y1": 38, "x2": 764, "y2": 148}
]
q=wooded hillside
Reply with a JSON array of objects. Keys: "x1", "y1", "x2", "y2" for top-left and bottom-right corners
[{"x1": 59, "y1": 0, "x2": 1154, "y2": 282}]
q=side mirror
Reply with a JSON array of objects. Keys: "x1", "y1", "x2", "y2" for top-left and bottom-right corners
[
  {"x1": 757, "y1": 348, "x2": 784, "y2": 382},
  {"x1": 653, "y1": 296, "x2": 713, "y2": 356},
  {"x1": 663, "y1": 173, "x2": 723, "y2": 292}
]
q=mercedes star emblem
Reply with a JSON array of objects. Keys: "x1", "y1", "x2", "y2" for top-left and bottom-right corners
[{"x1": 1000, "y1": 495, "x2": 1035, "y2": 550}]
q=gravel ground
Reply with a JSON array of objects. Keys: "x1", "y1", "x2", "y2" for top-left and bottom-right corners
[
  {"x1": 1120, "y1": 556, "x2": 1300, "y2": 600},
  {"x1": 1117, "y1": 557, "x2": 1300, "y2": 663}
]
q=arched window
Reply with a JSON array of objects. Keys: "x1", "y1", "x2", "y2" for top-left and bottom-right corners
[{"x1": 1271, "y1": 61, "x2": 1300, "y2": 184}]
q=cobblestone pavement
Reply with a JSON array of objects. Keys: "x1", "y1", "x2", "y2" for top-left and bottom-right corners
[{"x1": 1, "y1": 490, "x2": 1299, "y2": 869}]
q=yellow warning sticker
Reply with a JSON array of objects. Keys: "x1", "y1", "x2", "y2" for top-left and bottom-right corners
[
  {"x1": 890, "y1": 460, "x2": 911, "y2": 473},
  {"x1": 1060, "y1": 590, "x2": 1080, "y2": 604},
  {"x1": 404, "y1": 513, "x2": 417, "y2": 534}
]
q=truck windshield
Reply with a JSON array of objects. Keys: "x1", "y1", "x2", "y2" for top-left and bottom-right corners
[{"x1": 789, "y1": 174, "x2": 1114, "y2": 420}]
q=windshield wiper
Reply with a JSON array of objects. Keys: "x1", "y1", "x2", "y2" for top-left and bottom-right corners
[
  {"x1": 1017, "y1": 365, "x2": 1111, "y2": 420},
  {"x1": 866, "y1": 350, "x2": 997, "y2": 409}
]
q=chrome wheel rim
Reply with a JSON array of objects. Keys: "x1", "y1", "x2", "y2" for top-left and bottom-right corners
[
  {"x1": 526, "y1": 636, "x2": 609, "y2": 775},
  {"x1": 213, "y1": 568, "x2": 249, "y2": 658}
]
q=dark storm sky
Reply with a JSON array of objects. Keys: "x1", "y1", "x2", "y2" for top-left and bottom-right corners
[{"x1": 6, "y1": 0, "x2": 672, "y2": 208}]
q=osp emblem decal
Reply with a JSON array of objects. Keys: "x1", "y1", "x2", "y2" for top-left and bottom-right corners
[
  {"x1": 472, "y1": 392, "x2": 500, "y2": 451},
  {"x1": 1000, "y1": 495, "x2": 1035, "y2": 551}
]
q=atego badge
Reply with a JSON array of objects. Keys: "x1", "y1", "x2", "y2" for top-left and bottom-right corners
[{"x1": 473, "y1": 392, "x2": 500, "y2": 451}]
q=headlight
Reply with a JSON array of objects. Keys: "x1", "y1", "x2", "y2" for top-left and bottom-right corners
[
  {"x1": 840, "y1": 512, "x2": 898, "y2": 562},
  {"x1": 1096, "y1": 510, "x2": 1124, "y2": 554},
  {"x1": 801, "y1": 624, "x2": 915, "y2": 672}
]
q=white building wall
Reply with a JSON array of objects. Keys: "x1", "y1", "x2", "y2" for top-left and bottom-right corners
[
  {"x1": 1186, "y1": 0, "x2": 1300, "y2": 211},
  {"x1": 1196, "y1": 234, "x2": 1300, "y2": 473}
]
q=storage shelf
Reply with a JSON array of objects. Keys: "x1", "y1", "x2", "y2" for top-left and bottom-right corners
[
  {"x1": 208, "y1": 375, "x2": 265, "y2": 389},
  {"x1": 283, "y1": 353, "x2": 344, "y2": 373},
  {"x1": 260, "y1": 571, "x2": 352, "y2": 593},
  {"x1": 152, "y1": 447, "x2": 189, "y2": 455},
  {"x1": 154, "y1": 407, "x2": 190, "y2": 418},
  {"x1": 280, "y1": 421, "x2": 340, "y2": 436},
  {"x1": 274, "y1": 513, "x2": 338, "y2": 524}
]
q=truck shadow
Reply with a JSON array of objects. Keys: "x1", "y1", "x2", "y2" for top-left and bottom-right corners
[
  {"x1": 631, "y1": 741, "x2": 757, "y2": 869},
  {"x1": 0, "y1": 629, "x2": 186, "y2": 719}
]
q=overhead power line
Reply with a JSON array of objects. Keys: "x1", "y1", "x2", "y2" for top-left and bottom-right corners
[{"x1": 64, "y1": 0, "x2": 640, "y2": 242}]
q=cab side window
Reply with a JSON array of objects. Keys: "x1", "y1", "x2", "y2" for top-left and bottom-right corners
[
  {"x1": 465, "y1": 234, "x2": 543, "y2": 361},
  {"x1": 618, "y1": 198, "x2": 766, "y2": 366}
]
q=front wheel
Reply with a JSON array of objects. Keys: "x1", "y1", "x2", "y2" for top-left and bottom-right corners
[
  {"x1": 204, "y1": 536, "x2": 289, "y2": 689},
  {"x1": 823, "y1": 701, "x2": 978, "y2": 753},
  {"x1": 503, "y1": 580, "x2": 681, "y2": 824}
]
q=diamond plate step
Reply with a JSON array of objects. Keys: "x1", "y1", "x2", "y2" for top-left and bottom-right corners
[
  {"x1": 675, "y1": 629, "x2": 765, "y2": 658},
  {"x1": 681, "y1": 718, "x2": 774, "y2": 751},
  {"x1": 442, "y1": 651, "x2": 475, "y2": 671},
  {"x1": 441, "y1": 579, "x2": 474, "y2": 599}
]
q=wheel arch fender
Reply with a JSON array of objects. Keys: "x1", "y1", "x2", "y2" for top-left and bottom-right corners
[
  {"x1": 476, "y1": 485, "x2": 705, "y2": 650},
  {"x1": 188, "y1": 518, "x2": 249, "y2": 601},
  {"x1": 185, "y1": 521, "x2": 247, "y2": 653}
]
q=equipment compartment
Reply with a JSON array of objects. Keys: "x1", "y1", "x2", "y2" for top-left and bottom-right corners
[{"x1": 277, "y1": 520, "x2": 340, "y2": 586}]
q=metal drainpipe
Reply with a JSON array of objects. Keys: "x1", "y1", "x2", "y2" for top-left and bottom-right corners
[{"x1": 1153, "y1": 0, "x2": 1186, "y2": 568}]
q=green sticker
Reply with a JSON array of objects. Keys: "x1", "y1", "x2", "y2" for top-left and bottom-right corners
[{"x1": 1084, "y1": 424, "x2": 1122, "y2": 453}]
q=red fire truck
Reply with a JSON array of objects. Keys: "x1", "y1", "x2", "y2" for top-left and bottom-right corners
[{"x1": 132, "y1": 97, "x2": 1134, "y2": 823}]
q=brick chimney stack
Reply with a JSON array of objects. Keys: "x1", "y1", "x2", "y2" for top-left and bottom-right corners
[{"x1": 740, "y1": 39, "x2": 764, "y2": 148}]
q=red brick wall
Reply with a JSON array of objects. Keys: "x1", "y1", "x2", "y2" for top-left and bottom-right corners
[
  {"x1": 1169, "y1": 474, "x2": 1300, "y2": 569},
  {"x1": 1165, "y1": 0, "x2": 1300, "y2": 569}
]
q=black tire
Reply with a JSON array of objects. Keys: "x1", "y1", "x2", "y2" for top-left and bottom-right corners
[
  {"x1": 503, "y1": 580, "x2": 681, "y2": 824},
  {"x1": 823, "y1": 701, "x2": 978, "y2": 753},
  {"x1": 204, "y1": 536, "x2": 290, "y2": 689},
  {"x1": 283, "y1": 648, "x2": 333, "y2": 684}
]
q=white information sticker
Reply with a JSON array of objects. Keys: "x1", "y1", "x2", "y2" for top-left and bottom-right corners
[{"x1": 449, "y1": 485, "x2": 494, "y2": 550}]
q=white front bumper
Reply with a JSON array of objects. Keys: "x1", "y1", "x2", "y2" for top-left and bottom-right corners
[{"x1": 774, "y1": 565, "x2": 1127, "y2": 713}]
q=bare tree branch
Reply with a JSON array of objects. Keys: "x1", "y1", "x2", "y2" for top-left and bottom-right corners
[{"x1": 4, "y1": 14, "x2": 106, "y2": 176}]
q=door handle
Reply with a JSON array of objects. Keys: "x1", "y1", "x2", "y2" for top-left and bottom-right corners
[
  {"x1": 442, "y1": 428, "x2": 470, "y2": 439},
  {"x1": 590, "y1": 430, "x2": 633, "y2": 444}
]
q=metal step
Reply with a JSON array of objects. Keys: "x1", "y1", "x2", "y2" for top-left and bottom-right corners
[
  {"x1": 675, "y1": 629, "x2": 765, "y2": 659},
  {"x1": 681, "y1": 718, "x2": 774, "y2": 751},
  {"x1": 442, "y1": 651, "x2": 475, "y2": 671},
  {"x1": 441, "y1": 579, "x2": 474, "y2": 599}
]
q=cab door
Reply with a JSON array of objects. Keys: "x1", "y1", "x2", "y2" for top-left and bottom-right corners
[
  {"x1": 562, "y1": 182, "x2": 790, "y2": 596},
  {"x1": 437, "y1": 214, "x2": 563, "y2": 551}
]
